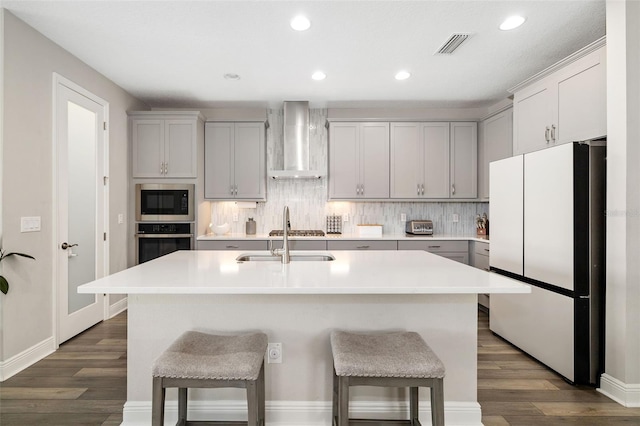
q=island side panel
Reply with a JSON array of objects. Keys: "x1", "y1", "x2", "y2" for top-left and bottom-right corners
[{"x1": 127, "y1": 293, "x2": 478, "y2": 417}]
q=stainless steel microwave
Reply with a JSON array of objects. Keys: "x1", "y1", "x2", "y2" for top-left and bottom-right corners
[{"x1": 135, "y1": 183, "x2": 195, "y2": 222}]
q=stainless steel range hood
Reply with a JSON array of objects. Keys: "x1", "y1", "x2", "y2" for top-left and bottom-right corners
[{"x1": 269, "y1": 101, "x2": 322, "y2": 179}]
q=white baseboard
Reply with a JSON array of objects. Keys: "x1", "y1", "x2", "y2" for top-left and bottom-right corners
[
  {"x1": 598, "y1": 374, "x2": 640, "y2": 407},
  {"x1": 108, "y1": 296, "x2": 127, "y2": 318},
  {"x1": 122, "y1": 399, "x2": 482, "y2": 425},
  {"x1": 0, "y1": 336, "x2": 56, "y2": 381}
]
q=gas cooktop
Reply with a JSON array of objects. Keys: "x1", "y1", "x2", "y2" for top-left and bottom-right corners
[{"x1": 268, "y1": 230, "x2": 325, "y2": 237}]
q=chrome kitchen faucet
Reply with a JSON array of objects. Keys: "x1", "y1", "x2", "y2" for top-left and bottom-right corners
[{"x1": 271, "y1": 206, "x2": 291, "y2": 264}]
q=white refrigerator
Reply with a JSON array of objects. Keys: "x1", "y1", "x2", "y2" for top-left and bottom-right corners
[{"x1": 489, "y1": 141, "x2": 606, "y2": 386}]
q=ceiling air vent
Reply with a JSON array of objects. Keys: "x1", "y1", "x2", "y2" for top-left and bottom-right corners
[{"x1": 435, "y1": 33, "x2": 470, "y2": 55}]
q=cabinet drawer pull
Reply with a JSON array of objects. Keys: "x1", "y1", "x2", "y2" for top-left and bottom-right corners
[
  {"x1": 226, "y1": 245, "x2": 239, "y2": 249},
  {"x1": 356, "y1": 245, "x2": 370, "y2": 249},
  {"x1": 428, "y1": 245, "x2": 441, "y2": 249},
  {"x1": 484, "y1": 248, "x2": 490, "y2": 252}
]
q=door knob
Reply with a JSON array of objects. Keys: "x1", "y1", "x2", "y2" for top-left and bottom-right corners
[{"x1": 61, "y1": 242, "x2": 78, "y2": 250}]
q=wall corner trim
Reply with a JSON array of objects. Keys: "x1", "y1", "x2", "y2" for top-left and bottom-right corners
[
  {"x1": 598, "y1": 374, "x2": 640, "y2": 407},
  {"x1": 0, "y1": 336, "x2": 56, "y2": 381}
]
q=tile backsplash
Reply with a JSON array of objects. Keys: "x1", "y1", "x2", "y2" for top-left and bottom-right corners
[{"x1": 209, "y1": 109, "x2": 488, "y2": 236}]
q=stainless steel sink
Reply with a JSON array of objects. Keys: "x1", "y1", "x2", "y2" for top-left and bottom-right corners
[{"x1": 236, "y1": 253, "x2": 335, "y2": 262}]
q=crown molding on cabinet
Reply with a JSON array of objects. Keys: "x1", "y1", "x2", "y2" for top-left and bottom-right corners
[{"x1": 508, "y1": 36, "x2": 606, "y2": 94}]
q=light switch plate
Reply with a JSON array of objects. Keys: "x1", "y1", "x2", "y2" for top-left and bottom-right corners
[{"x1": 21, "y1": 216, "x2": 41, "y2": 233}]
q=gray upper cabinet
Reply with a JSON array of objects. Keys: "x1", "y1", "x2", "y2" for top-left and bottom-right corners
[
  {"x1": 329, "y1": 122, "x2": 390, "y2": 200},
  {"x1": 513, "y1": 43, "x2": 606, "y2": 155},
  {"x1": 390, "y1": 122, "x2": 476, "y2": 200},
  {"x1": 130, "y1": 111, "x2": 201, "y2": 178},
  {"x1": 390, "y1": 122, "x2": 450, "y2": 199},
  {"x1": 450, "y1": 122, "x2": 478, "y2": 199},
  {"x1": 478, "y1": 109, "x2": 513, "y2": 200},
  {"x1": 204, "y1": 122, "x2": 266, "y2": 200}
]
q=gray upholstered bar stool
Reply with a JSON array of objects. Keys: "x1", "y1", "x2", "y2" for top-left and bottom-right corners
[
  {"x1": 330, "y1": 330, "x2": 445, "y2": 426},
  {"x1": 151, "y1": 330, "x2": 268, "y2": 426}
]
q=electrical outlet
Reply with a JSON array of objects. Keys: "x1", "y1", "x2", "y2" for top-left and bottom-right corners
[
  {"x1": 343, "y1": 214, "x2": 349, "y2": 222},
  {"x1": 400, "y1": 213, "x2": 407, "y2": 222},
  {"x1": 117, "y1": 213, "x2": 124, "y2": 224},
  {"x1": 232, "y1": 213, "x2": 239, "y2": 222},
  {"x1": 267, "y1": 343, "x2": 282, "y2": 364},
  {"x1": 452, "y1": 213, "x2": 460, "y2": 223}
]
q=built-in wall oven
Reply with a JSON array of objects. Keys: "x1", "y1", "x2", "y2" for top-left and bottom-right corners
[
  {"x1": 136, "y1": 223, "x2": 194, "y2": 264},
  {"x1": 135, "y1": 183, "x2": 195, "y2": 264}
]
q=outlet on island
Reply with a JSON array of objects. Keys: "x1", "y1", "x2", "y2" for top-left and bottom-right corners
[{"x1": 267, "y1": 342, "x2": 282, "y2": 364}]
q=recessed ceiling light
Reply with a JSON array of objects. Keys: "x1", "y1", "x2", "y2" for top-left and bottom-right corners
[
  {"x1": 395, "y1": 71, "x2": 411, "y2": 81},
  {"x1": 290, "y1": 15, "x2": 311, "y2": 31},
  {"x1": 311, "y1": 71, "x2": 326, "y2": 81},
  {"x1": 223, "y1": 73, "x2": 240, "y2": 80},
  {"x1": 500, "y1": 15, "x2": 526, "y2": 31}
]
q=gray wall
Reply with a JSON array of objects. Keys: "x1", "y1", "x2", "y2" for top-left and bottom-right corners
[{"x1": 0, "y1": 11, "x2": 147, "y2": 365}]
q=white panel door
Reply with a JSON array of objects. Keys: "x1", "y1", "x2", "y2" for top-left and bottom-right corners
[
  {"x1": 360, "y1": 122, "x2": 390, "y2": 198},
  {"x1": 489, "y1": 155, "x2": 524, "y2": 275},
  {"x1": 55, "y1": 78, "x2": 106, "y2": 344},
  {"x1": 390, "y1": 123, "x2": 421, "y2": 198},
  {"x1": 422, "y1": 123, "x2": 450, "y2": 198},
  {"x1": 524, "y1": 143, "x2": 575, "y2": 290},
  {"x1": 164, "y1": 119, "x2": 196, "y2": 177},
  {"x1": 204, "y1": 122, "x2": 234, "y2": 199},
  {"x1": 329, "y1": 123, "x2": 360, "y2": 199},
  {"x1": 234, "y1": 122, "x2": 265, "y2": 199},
  {"x1": 491, "y1": 286, "x2": 574, "y2": 381}
]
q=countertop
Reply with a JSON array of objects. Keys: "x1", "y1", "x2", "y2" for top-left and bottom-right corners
[
  {"x1": 78, "y1": 249, "x2": 526, "y2": 295},
  {"x1": 197, "y1": 233, "x2": 490, "y2": 243}
]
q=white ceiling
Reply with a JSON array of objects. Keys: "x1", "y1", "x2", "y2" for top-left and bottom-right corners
[{"x1": 1, "y1": 0, "x2": 606, "y2": 109}]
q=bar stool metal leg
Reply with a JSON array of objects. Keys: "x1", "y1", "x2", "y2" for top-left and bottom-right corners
[
  {"x1": 178, "y1": 387, "x2": 187, "y2": 425},
  {"x1": 332, "y1": 367, "x2": 338, "y2": 426},
  {"x1": 410, "y1": 386, "x2": 419, "y2": 425},
  {"x1": 151, "y1": 376, "x2": 164, "y2": 426},
  {"x1": 338, "y1": 376, "x2": 349, "y2": 426},
  {"x1": 431, "y1": 378, "x2": 445, "y2": 426},
  {"x1": 247, "y1": 380, "x2": 258, "y2": 426},
  {"x1": 257, "y1": 363, "x2": 265, "y2": 425}
]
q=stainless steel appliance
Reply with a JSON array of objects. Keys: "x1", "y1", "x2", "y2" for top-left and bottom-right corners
[
  {"x1": 489, "y1": 141, "x2": 606, "y2": 386},
  {"x1": 135, "y1": 183, "x2": 194, "y2": 222},
  {"x1": 135, "y1": 222, "x2": 194, "y2": 264},
  {"x1": 405, "y1": 220, "x2": 433, "y2": 235}
]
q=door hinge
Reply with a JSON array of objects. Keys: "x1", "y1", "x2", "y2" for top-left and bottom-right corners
[
  {"x1": 104, "y1": 233, "x2": 107, "y2": 241},
  {"x1": 103, "y1": 122, "x2": 107, "y2": 131},
  {"x1": 103, "y1": 176, "x2": 108, "y2": 185}
]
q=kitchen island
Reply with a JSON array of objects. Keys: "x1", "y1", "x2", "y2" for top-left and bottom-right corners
[{"x1": 79, "y1": 249, "x2": 528, "y2": 426}]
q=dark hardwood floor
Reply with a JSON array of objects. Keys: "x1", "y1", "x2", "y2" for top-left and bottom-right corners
[
  {"x1": 0, "y1": 311, "x2": 126, "y2": 426},
  {"x1": 1, "y1": 309, "x2": 639, "y2": 425}
]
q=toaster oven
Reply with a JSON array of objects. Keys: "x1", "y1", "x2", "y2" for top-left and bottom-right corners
[{"x1": 405, "y1": 220, "x2": 433, "y2": 235}]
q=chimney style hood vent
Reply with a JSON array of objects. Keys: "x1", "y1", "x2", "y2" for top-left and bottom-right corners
[{"x1": 269, "y1": 101, "x2": 322, "y2": 179}]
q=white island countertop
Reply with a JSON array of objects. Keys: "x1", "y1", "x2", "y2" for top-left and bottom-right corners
[{"x1": 79, "y1": 249, "x2": 528, "y2": 295}]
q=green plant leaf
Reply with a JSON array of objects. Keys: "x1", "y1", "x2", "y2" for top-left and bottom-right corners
[
  {"x1": 0, "y1": 276, "x2": 8, "y2": 295},
  {"x1": 2, "y1": 252, "x2": 36, "y2": 261}
]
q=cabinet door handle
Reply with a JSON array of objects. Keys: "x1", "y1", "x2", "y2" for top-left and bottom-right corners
[
  {"x1": 234, "y1": 185, "x2": 238, "y2": 195},
  {"x1": 165, "y1": 162, "x2": 168, "y2": 174},
  {"x1": 551, "y1": 124, "x2": 556, "y2": 142},
  {"x1": 160, "y1": 162, "x2": 164, "y2": 174},
  {"x1": 226, "y1": 245, "x2": 239, "y2": 249},
  {"x1": 451, "y1": 184, "x2": 456, "y2": 195},
  {"x1": 417, "y1": 183, "x2": 421, "y2": 196},
  {"x1": 230, "y1": 186, "x2": 235, "y2": 195},
  {"x1": 428, "y1": 245, "x2": 441, "y2": 249},
  {"x1": 361, "y1": 184, "x2": 364, "y2": 196},
  {"x1": 421, "y1": 184, "x2": 425, "y2": 195},
  {"x1": 545, "y1": 126, "x2": 550, "y2": 142},
  {"x1": 356, "y1": 245, "x2": 370, "y2": 249},
  {"x1": 484, "y1": 248, "x2": 490, "y2": 252}
]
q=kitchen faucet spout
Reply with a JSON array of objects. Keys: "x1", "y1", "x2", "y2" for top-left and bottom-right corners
[{"x1": 271, "y1": 206, "x2": 291, "y2": 264}]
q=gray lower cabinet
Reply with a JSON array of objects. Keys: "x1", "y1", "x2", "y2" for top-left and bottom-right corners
[
  {"x1": 397, "y1": 240, "x2": 469, "y2": 264},
  {"x1": 269, "y1": 240, "x2": 328, "y2": 251},
  {"x1": 197, "y1": 240, "x2": 269, "y2": 251},
  {"x1": 471, "y1": 241, "x2": 491, "y2": 309},
  {"x1": 327, "y1": 240, "x2": 398, "y2": 250}
]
